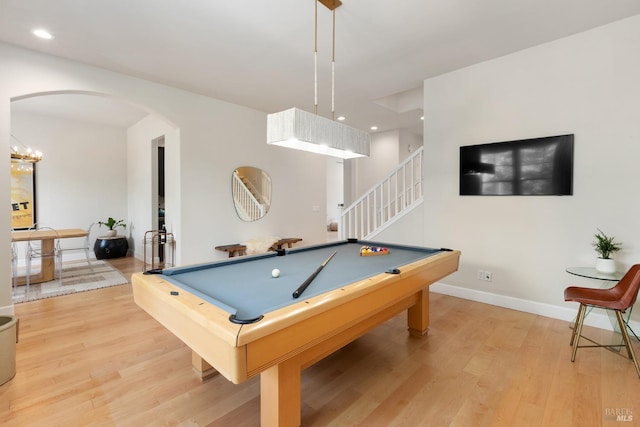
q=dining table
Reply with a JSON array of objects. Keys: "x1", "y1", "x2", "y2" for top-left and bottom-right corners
[{"x1": 11, "y1": 228, "x2": 88, "y2": 285}]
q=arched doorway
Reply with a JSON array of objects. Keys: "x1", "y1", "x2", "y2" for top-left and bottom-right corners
[{"x1": 10, "y1": 91, "x2": 178, "y2": 264}]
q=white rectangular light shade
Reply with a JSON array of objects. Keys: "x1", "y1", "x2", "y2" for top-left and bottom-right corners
[{"x1": 267, "y1": 108, "x2": 370, "y2": 159}]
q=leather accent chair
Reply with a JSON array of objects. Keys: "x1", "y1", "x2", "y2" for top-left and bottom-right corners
[{"x1": 564, "y1": 264, "x2": 640, "y2": 378}]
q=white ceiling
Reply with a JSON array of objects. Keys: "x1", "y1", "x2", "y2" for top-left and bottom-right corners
[
  {"x1": 10, "y1": 94, "x2": 149, "y2": 128},
  {"x1": 3, "y1": 0, "x2": 640, "y2": 134}
]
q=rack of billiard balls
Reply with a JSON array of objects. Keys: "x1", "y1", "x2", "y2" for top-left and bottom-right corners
[{"x1": 359, "y1": 245, "x2": 390, "y2": 256}]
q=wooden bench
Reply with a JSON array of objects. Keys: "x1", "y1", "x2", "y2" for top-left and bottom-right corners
[
  {"x1": 213, "y1": 243, "x2": 247, "y2": 258},
  {"x1": 215, "y1": 238, "x2": 302, "y2": 258},
  {"x1": 271, "y1": 237, "x2": 303, "y2": 250}
]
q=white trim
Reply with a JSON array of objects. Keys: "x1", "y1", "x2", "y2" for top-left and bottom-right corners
[
  {"x1": 340, "y1": 146, "x2": 423, "y2": 239},
  {"x1": 0, "y1": 305, "x2": 15, "y2": 316},
  {"x1": 431, "y1": 282, "x2": 640, "y2": 335},
  {"x1": 364, "y1": 197, "x2": 423, "y2": 240}
]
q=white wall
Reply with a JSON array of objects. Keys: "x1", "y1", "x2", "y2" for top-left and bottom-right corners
[
  {"x1": 354, "y1": 130, "x2": 400, "y2": 198},
  {"x1": 0, "y1": 43, "x2": 328, "y2": 314},
  {"x1": 371, "y1": 205, "x2": 424, "y2": 246},
  {"x1": 346, "y1": 129, "x2": 423, "y2": 206},
  {"x1": 10, "y1": 112, "x2": 128, "y2": 253},
  {"x1": 126, "y1": 115, "x2": 178, "y2": 262},
  {"x1": 326, "y1": 157, "x2": 344, "y2": 226},
  {"x1": 399, "y1": 129, "x2": 422, "y2": 162},
  {"x1": 422, "y1": 15, "x2": 640, "y2": 327},
  {"x1": 0, "y1": 96, "x2": 9, "y2": 311}
]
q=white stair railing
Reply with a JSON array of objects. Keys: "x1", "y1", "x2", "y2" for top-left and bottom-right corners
[
  {"x1": 232, "y1": 171, "x2": 266, "y2": 221},
  {"x1": 340, "y1": 147, "x2": 423, "y2": 240},
  {"x1": 258, "y1": 169, "x2": 272, "y2": 207}
]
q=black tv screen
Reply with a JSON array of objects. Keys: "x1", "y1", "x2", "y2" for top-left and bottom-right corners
[{"x1": 460, "y1": 134, "x2": 574, "y2": 196}]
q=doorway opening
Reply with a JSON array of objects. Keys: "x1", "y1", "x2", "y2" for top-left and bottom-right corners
[{"x1": 152, "y1": 137, "x2": 166, "y2": 262}]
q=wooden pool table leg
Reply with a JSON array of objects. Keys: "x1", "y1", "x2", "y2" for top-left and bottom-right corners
[
  {"x1": 407, "y1": 288, "x2": 430, "y2": 337},
  {"x1": 260, "y1": 354, "x2": 301, "y2": 427},
  {"x1": 191, "y1": 351, "x2": 218, "y2": 380}
]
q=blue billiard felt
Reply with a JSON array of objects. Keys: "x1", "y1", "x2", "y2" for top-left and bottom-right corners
[{"x1": 160, "y1": 240, "x2": 440, "y2": 322}]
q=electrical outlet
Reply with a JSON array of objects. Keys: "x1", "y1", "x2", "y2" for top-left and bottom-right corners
[{"x1": 477, "y1": 270, "x2": 492, "y2": 281}]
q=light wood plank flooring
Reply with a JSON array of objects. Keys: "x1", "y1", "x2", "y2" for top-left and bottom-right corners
[{"x1": 1, "y1": 256, "x2": 639, "y2": 426}]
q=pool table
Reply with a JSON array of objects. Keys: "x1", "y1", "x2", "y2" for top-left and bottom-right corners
[{"x1": 132, "y1": 239, "x2": 460, "y2": 426}]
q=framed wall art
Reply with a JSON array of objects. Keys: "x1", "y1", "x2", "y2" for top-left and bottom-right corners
[{"x1": 10, "y1": 159, "x2": 37, "y2": 229}]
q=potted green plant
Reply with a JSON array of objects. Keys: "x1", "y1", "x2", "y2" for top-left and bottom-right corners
[
  {"x1": 592, "y1": 228, "x2": 622, "y2": 273},
  {"x1": 98, "y1": 217, "x2": 126, "y2": 237}
]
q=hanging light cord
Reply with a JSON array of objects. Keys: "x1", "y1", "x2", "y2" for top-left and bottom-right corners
[
  {"x1": 314, "y1": 0, "x2": 338, "y2": 121},
  {"x1": 314, "y1": 0, "x2": 318, "y2": 115},
  {"x1": 331, "y1": 9, "x2": 336, "y2": 120},
  {"x1": 331, "y1": 8, "x2": 336, "y2": 121}
]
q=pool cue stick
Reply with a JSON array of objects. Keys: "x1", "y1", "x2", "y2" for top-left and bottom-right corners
[{"x1": 292, "y1": 251, "x2": 337, "y2": 299}]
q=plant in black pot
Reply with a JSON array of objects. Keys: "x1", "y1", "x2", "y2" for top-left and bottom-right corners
[
  {"x1": 592, "y1": 228, "x2": 622, "y2": 273},
  {"x1": 98, "y1": 217, "x2": 126, "y2": 237}
]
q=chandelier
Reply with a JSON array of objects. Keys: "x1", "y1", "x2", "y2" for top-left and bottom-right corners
[
  {"x1": 10, "y1": 134, "x2": 43, "y2": 162},
  {"x1": 267, "y1": 0, "x2": 370, "y2": 159}
]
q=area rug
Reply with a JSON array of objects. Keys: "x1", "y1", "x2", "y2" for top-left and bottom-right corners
[{"x1": 12, "y1": 259, "x2": 129, "y2": 304}]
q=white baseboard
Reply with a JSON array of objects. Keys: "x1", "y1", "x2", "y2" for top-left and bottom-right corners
[
  {"x1": 431, "y1": 282, "x2": 640, "y2": 336},
  {"x1": 0, "y1": 305, "x2": 15, "y2": 316}
]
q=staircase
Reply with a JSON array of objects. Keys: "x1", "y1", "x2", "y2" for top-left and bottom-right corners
[
  {"x1": 232, "y1": 170, "x2": 270, "y2": 221},
  {"x1": 340, "y1": 146, "x2": 423, "y2": 240}
]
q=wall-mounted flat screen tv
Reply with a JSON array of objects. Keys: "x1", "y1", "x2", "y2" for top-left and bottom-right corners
[{"x1": 460, "y1": 134, "x2": 574, "y2": 196}]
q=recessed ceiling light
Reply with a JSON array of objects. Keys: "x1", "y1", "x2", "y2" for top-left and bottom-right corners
[
  {"x1": 420, "y1": 116, "x2": 424, "y2": 120},
  {"x1": 337, "y1": 116, "x2": 346, "y2": 121},
  {"x1": 370, "y1": 126, "x2": 378, "y2": 131},
  {"x1": 32, "y1": 29, "x2": 54, "y2": 40}
]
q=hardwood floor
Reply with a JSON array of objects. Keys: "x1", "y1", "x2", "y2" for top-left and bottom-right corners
[{"x1": 1, "y1": 256, "x2": 639, "y2": 426}]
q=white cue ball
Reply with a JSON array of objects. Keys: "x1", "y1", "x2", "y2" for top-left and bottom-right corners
[{"x1": 271, "y1": 268, "x2": 281, "y2": 278}]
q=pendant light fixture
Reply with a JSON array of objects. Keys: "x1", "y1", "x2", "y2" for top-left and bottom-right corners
[
  {"x1": 10, "y1": 134, "x2": 43, "y2": 162},
  {"x1": 267, "y1": 0, "x2": 370, "y2": 159}
]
